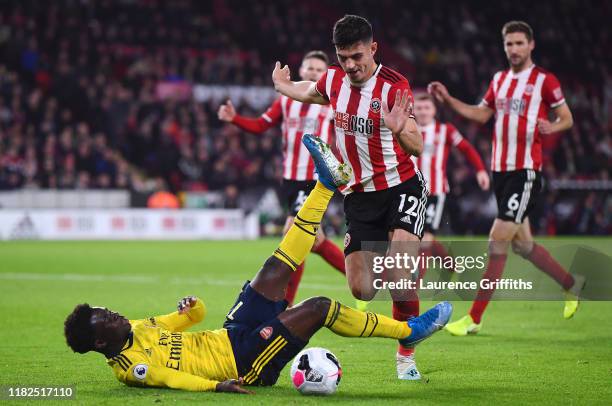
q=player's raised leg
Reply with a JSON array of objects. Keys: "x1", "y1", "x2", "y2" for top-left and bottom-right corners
[
  {"x1": 250, "y1": 134, "x2": 351, "y2": 301},
  {"x1": 283, "y1": 211, "x2": 346, "y2": 305}
]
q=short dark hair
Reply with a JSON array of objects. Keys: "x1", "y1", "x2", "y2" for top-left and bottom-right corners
[
  {"x1": 332, "y1": 15, "x2": 373, "y2": 48},
  {"x1": 502, "y1": 21, "x2": 534, "y2": 42},
  {"x1": 303, "y1": 50, "x2": 329, "y2": 65},
  {"x1": 64, "y1": 303, "x2": 95, "y2": 354}
]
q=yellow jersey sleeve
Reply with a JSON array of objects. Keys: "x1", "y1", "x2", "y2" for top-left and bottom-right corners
[
  {"x1": 148, "y1": 299, "x2": 207, "y2": 332},
  {"x1": 124, "y1": 363, "x2": 218, "y2": 392}
]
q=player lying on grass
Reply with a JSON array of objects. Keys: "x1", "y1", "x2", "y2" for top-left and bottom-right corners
[{"x1": 64, "y1": 134, "x2": 453, "y2": 394}]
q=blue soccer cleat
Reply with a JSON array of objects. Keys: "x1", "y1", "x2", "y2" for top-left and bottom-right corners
[
  {"x1": 399, "y1": 301, "x2": 453, "y2": 347},
  {"x1": 302, "y1": 134, "x2": 351, "y2": 190}
]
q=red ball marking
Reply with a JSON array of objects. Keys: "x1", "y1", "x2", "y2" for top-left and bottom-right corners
[{"x1": 292, "y1": 370, "x2": 305, "y2": 388}]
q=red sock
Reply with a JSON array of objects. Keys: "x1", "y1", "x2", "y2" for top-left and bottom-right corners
[
  {"x1": 312, "y1": 239, "x2": 346, "y2": 275},
  {"x1": 419, "y1": 247, "x2": 432, "y2": 281},
  {"x1": 431, "y1": 239, "x2": 450, "y2": 258},
  {"x1": 393, "y1": 299, "x2": 419, "y2": 356},
  {"x1": 285, "y1": 262, "x2": 305, "y2": 305},
  {"x1": 430, "y1": 239, "x2": 457, "y2": 273},
  {"x1": 469, "y1": 253, "x2": 507, "y2": 324},
  {"x1": 526, "y1": 244, "x2": 574, "y2": 290}
]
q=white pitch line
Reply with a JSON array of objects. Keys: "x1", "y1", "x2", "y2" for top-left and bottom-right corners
[
  {"x1": 0, "y1": 272, "x2": 347, "y2": 291},
  {"x1": 0, "y1": 272, "x2": 157, "y2": 283}
]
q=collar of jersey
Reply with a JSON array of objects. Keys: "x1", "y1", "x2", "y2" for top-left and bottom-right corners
[
  {"x1": 121, "y1": 331, "x2": 134, "y2": 352},
  {"x1": 509, "y1": 64, "x2": 535, "y2": 79},
  {"x1": 421, "y1": 121, "x2": 436, "y2": 131},
  {"x1": 345, "y1": 63, "x2": 383, "y2": 88}
]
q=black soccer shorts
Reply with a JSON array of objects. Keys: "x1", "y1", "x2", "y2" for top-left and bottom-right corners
[
  {"x1": 281, "y1": 179, "x2": 317, "y2": 216},
  {"x1": 424, "y1": 193, "x2": 446, "y2": 233},
  {"x1": 224, "y1": 282, "x2": 307, "y2": 386},
  {"x1": 343, "y1": 173, "x2": 428, "y2": 255},
  {"x1": 493, "y1": 169, "x2": 542, "y2": 224}
]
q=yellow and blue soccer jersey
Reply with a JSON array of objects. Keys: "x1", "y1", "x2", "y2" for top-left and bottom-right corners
[{"x1": 107, "y1": 300, "x2": 238, "y2": 391}]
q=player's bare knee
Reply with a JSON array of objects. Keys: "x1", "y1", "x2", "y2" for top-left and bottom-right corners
[
  {"x1": 258, "y1": 256, "x2": 292, "y2": 281},
  {"x1": 349, "y1": 285, "x2": 376, "y2": 301},
  {"x1": 511, "y1": 241, "x2": 532, "y2": 258},
  {"x1": 302, "y1": 296, "x2": 331, "y2": 322}
]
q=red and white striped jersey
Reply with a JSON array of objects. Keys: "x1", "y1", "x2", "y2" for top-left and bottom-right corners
[
  {"x1": 232, "y1": 96, "x2": 334, "y2": 181},
  {"x1": 315, "y1": 64, "x2": 417, "y2": 194},
  {"x1": 480, "y1": 65, "x2": 566, "y2": 172},
  {"x1": 412, "y1": 121, "x2": 485, "y2": 195}
]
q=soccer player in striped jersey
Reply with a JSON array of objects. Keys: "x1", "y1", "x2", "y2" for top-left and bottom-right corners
[
  {"x1": 217, "y1": 51, "x2": 345, "y2": 305},
  {"x1": 272, "y1": 15, "x2": 430, "y2": 380},
  {"x1": 428, "y1": 21, "x2": 584, "y2": 336},
  {"x1": 63, "y1": 134, "x2": 452, "y2": 394},
  {"x1": 411, "y1": 92, "x2": 489, "y2": 272}
]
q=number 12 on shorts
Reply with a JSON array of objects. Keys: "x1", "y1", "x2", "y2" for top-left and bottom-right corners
[{"x1": 398, "y1": 194, "x2": 419, "y2": 218}]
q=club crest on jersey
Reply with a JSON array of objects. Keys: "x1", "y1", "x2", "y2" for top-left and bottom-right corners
[
  {"x1": 133, "y1": 364, "x2": 148, "y2": 380},
  {"x1": 259, "y1": 326, "x2": 273, "y2": 340},
  {"x1": 370, "y1": 98, "x2": 381, "y2": 113},
  {"x1": 524, "y1": 84, "x2": 534, "y2": 95}
]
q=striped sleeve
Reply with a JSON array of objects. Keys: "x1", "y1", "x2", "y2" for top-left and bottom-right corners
[
  {"x1": 541, "y1": 73, "x2": 566, "y2": 108},
  {"x1": 481, "y1": 78, "x2": 495, "y2": 108},
  {"x1": 386, "y1": 80, "x2": 412, "y2": 110},
  {"x1": 446, "y1": 123, "x2": 464, "y2": 146},
  {"x1": 315, "y1": 71, "x2": 329, "y2": 99},
  {"x1": 261, "y1": 97, "x2": 283, "y2": 124}
]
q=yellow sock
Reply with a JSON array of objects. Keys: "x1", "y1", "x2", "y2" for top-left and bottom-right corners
[
  {"x1": 325, "y1": 300, "x2": 412, "y2": 339},
  {"x1": 273, "y1": 182, "x2": 334, "y2": 270}
]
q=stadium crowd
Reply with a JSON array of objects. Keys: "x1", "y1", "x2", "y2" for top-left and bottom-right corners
[{"x1": 0, "y1": 0, "x2": 609, "y2": 234}]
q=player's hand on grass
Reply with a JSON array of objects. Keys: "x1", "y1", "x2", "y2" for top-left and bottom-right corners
[
  {"x1": 177, "y1": 296, "x2": 197, "y2": 314},
  {"x1": 537, "y1": 118, "x2": 555, "y2": 134},
  {"x1": 218, "y1": 100, "x2": 236, "y2": 122},
  {"x1": 383, "y1": 89, "x2": 414, "y2": 135},
  {"x1": 272, "y1": 61, "x2": 291, "y2": 90},
  {"x1": 427, "y1": 81, "x2": 450, "y2": 103},
  {"x1": 216, "y1": 378, "x2": 254, "y2": 394},
  {"x1": 476, "y1": 170, "x2": 490, "y2": 191}
]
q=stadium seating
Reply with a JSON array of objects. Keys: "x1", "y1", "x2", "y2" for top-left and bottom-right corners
[{"x1": 0, "y1": 0, "x2": 609, "y2": 234}]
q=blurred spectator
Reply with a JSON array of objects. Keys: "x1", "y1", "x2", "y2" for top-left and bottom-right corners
[
  {"x1": 0, "y1": 0, "x2": 609, "y2": 234},
  {"x1": 147, "y1": 177, "x2": 181, "y2": 209}
]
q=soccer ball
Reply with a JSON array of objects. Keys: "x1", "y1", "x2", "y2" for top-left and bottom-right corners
[{"x1": 290, "y1": 347, "x2": 342, "y2": 395}]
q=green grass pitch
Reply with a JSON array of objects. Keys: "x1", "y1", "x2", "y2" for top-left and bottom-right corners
[{"x1": 1, "y1": 239, "x2": 611, "y2": 405}]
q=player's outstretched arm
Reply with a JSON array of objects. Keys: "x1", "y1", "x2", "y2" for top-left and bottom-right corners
[
  {"x1": 152, "y1": 296, "x2": 206, "y2": 332},
  {"x1": 218, "y1": 99, "x2": 282, "y2": 134},
  {"x1": 428, "y1": 81, "x2": 494, "y2": 125},
  {"x1": 272, "y1": 62, "x2": 328, "y2": 105},
  {"x1": 453, "y1": 135, "x2": 490, "y2": 190},
  {"x1": 124, "y1": 363, "x2": 252, "y2": 393},
  {"x1": 215, "y1": 378, "x2": 254, "y2": 395},
  {"x1": 217, "y1": 100, "x2": 237, "y2": 123}
]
